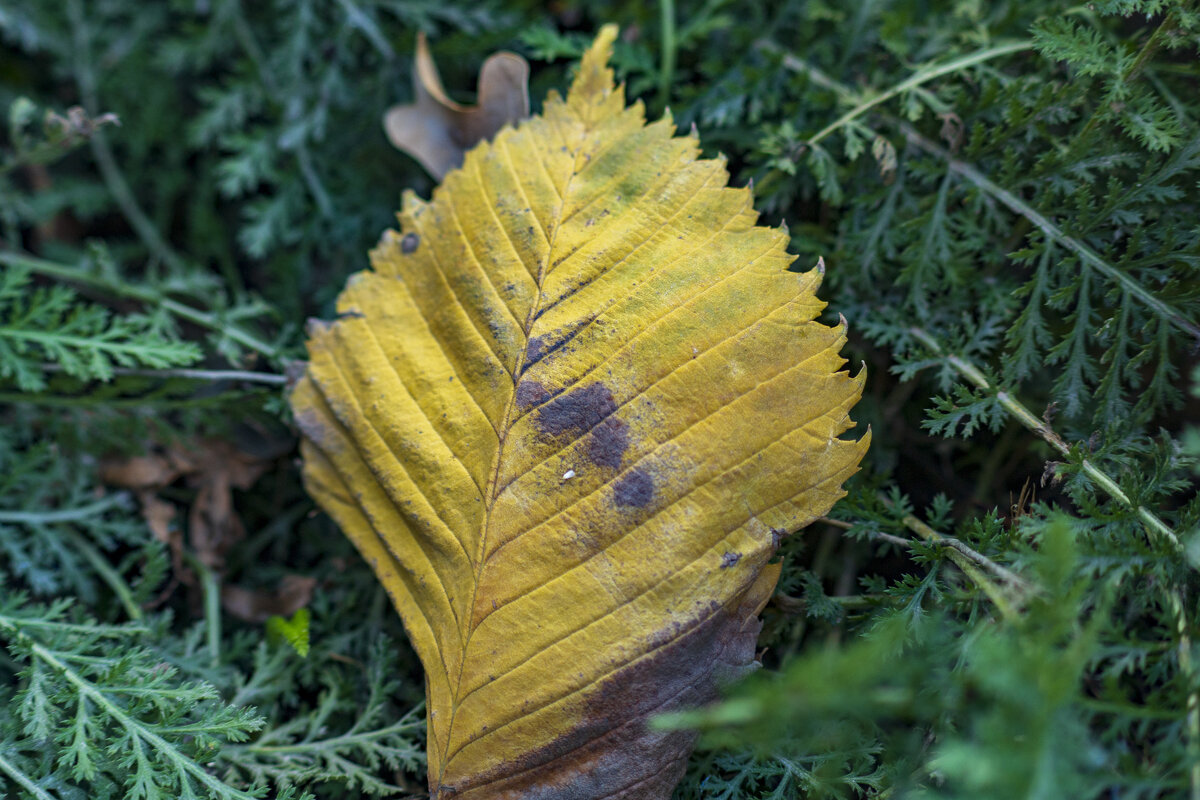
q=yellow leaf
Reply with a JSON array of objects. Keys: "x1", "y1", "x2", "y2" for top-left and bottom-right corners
[{"x1": 292, "y1": 25, "x2": 869, "y2": 799}]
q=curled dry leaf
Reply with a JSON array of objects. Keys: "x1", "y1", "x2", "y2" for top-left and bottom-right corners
[
  {"x1": 221, "y1": 574, "x2": 318, "y2": 624},
  {"x1": 384, "y1": 33, "x2": 530, "y2": 179},
  {"x1": 100, "y1": 438, "x2": 309, "y2": 620},
  {"x1": 294, "y1": 26, "x2": 869, "y2": 799}
]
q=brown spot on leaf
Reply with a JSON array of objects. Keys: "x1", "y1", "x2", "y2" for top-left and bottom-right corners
[
  {"x1": 283, "y1": 360, "x2": 308, "y2": 389},
  {"x1": 536, "y1": 382, "x2": 617, "y2": 436},
  {"x1": 588, "y1": 416, "x2": 628, "y2": 468},
  {"x1": 515, "y1": 379, "x2": 551, "y2": 410},
  {"x1": 770, "y1": 528, "x2": 787, "y2": 549},
  {"x1": 438, "y1": 569, "x2": 775, "y2": 800},
  {"x1": 401, "y1": 232, "x2": 420, "y2": 254},
  {"x1": 525, "y1": 335, "x2": 549, "y2": 367},
  {"x1": 613, "y1": 469, "x2": 654, "y2": 508},
  {"x1": 522, "y1": 315, "x2": 597, "y2": 371}
]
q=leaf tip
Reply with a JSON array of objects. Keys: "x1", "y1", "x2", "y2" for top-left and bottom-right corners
[
  {"x1": 304, "y1": 317, "x2": 330, "y2": 338},
  {"x1": 400, "y1": 189, "x2": 425, "y2": 216},
  {"x1": 853, "y1": 361, "x2": 870, "y2": 394},
  {"x1": 568, "y1": 24, "x2": 620, "y2": 111}
]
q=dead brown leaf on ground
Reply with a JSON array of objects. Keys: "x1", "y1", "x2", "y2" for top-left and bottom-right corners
[
  {"x1": 100, "y1": 438, "x2": 311, "y2": 620},
  {"x1": 383, "y1": 33, "x2": 529, "y2": 179},
  {"x1": 221, "y1": 574, "x2": 317, "y2": 623}
]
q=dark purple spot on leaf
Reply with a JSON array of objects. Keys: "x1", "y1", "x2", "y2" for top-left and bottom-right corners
[
  {"x1": 401, "y1": 233, "x2": 420, "y2": 254},
  {"x1": 523, "y1": 315, "x2": 595, "y2": 372},
  {"x1": 588, "y1": 416, "x2": 629, "y2": 468},
  {"x1": 515, "y1": 380, "x2": 550, "y2": 410},
  {"x1": 537, "y1": 382, "x2": 617, "y2": 436},
  {"x1": 613, "y1": 469, "x2": 654, "y2": 508},
  {"x1": 720, "y1": 552, "x2": 741, "y2": 568},
  {"x1": 525, "y1": 335, "x2": 548, "y2": 366}
]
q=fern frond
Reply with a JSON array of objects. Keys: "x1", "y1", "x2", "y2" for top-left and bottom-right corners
[{"x1": 0, "y1": 268, "x2": 201, "y2": 392}]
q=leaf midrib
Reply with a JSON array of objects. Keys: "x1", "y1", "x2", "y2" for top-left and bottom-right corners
[{"x1": 436, "y1": 102, "x2": 592, "y2": 789}]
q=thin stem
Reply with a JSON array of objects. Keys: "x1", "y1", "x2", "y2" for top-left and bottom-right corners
[
  {"x1": 0, "y1": 250, "x2": 279, "y2": 359},
  {"x1": 3, "y1": 617, "x2": 147, "y2": 637},
  {"x1": 897, "y1": 125, "x2": 1200, "y2": 342},
  {"x1": 63, "y1": 528, "x2": 142, "y2": 621},
  {"x1": 658, "y1": 0, "x2": 677, "y2": 107},
  {"x1": 804, "y1": 41, "x2": 1031, "y2": 149},
  {"x1": 39, "y1": 363, "x2": 288, "y2": 385},
  {"x1": 0, "y1": 390, "x2": 242, "y2": 410},
  {"x1": 0, "y1": 326, "x2": 187, "y2": 360},
  {"x1": 1080, "y1": 697, "x2": 1185, "y2": 720},
  {"x1": 0, "y1": 752, "x2": 56, "y2": 800},
  {"x1": 826, "y1": 512, "x2": 1033, "y2": 600},
  {"x1": 67, "y1": 0, "x2": 187, "y2": 274},
  {"x1": 909, "y1": 326, "x2": 1183, "y2": 552},
  {"x1": 900, "y1": 514, "x2": 1032, "y2": 591},
  {"x1": 773, "y1": 592, "x2": 877, "y2": 615},
  {"x1": 204, "y1": 567, "x2": 222, "y2": 668},
  {"x1": 234, "y1": 717, "x2": 423, "y2": 755},
  {"x1": 187, "y1": 555, "x2": 223, "y2": 669},
  {"x1": 892, "y1": 510, "x2": 1021, "y2": 621},
  {"x1": 760, "y1": 40, "x2": 1200, "y2": 343},
  {"x1": 871, "y1": 530, "x2": 913, "y2": 548},
  {"x1": 0, "y1": 493, "x2": 128, "y2": 525}
]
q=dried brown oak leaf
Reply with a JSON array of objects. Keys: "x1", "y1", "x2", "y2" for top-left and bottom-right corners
[
  {"x1": 100, "y1": 439, "x2": 312, "y2": 622},
  {"x1": 293, "y1": 25, "x2": 869, "y2": 800},
  {"x1": 384, "y1": 32, "x2": 529, "y2": 179}
]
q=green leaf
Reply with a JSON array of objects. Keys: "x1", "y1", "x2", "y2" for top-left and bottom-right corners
[{"x1": 266, "y1": 609, "x2": 311, "y2": 658}]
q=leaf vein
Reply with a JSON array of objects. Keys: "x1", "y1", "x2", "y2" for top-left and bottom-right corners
[
  {"x1": 501, "y1": 238, "x2": 785, "y2": 499},
  {"x1": 318, "y1": 344, "x2": 472, "y2": 626},
  {"x1": 416, "y1": 222, "x2": 515, "y2": 381},
  {"x1": 443, "y1": 189, "x2": 529, "y2": 348},
  {"x1": 359, "y1": 319, "x2": 488, "y2": 503},
  {"x1": 484, "y1": 329, "x2": 840, "y2": 578},
  {"x1": 497, "y1": 136, "x2": 552, "y2": 254}
]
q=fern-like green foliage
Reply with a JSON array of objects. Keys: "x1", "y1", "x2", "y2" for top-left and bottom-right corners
[
  {"x1": 1, "y1": 0, "x2": 1197, "y2": 797},
  {"x1": 0, "y1": 434, "x2": 153, "y2": 607},
  {"x1": 0, "y1": 429, "x2": 427, "y2": 799},
  {"x1": 217, "y1": 640, "x2": 424, "y2": 795},
  {"x1": 0, "y1": 596, "x2": 265, "y2": 800},
  {"x1": 666, "y1": 518, "x2": 1114, "y2": 798},
  {"x1": 265, "y1": 609, "x2": 311, "y2": 658},
  {"x1": 0, "y1": 267, "x2": 201, "y2": 391}
]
